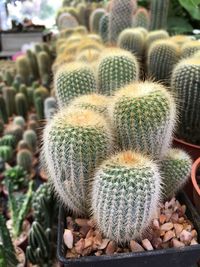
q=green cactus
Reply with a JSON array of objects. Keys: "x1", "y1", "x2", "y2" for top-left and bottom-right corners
[
  {"x1": 160, "y1": 149, "x2": 192, "y2": 199},
  {"x1": 5, "y1": 125, "x2": 23, "y2": 143},
  {"x1": 117, "y1": 29, "x2": 145, "y2": 59},
  {"x1": 42, "y1": 108, "x2": 114, "y2": 216},
  {"x1": 4, "y1": 165, "x2": 28, "y2": 191},
  {"x1": 171, "y1": 58, "x2": 200, "y2": 144},
  {"x1": 150, "y1": 0, "x2": 170, "y2": 30},
  {"x1": 0, "y1": 134, "x2": 16, "y2": 148},
  {"x1": 110, "y1": 82, "x2": 176, "y2": 158},
  {"x1": 4, "y1": 71, "x2": 14, "y2": 86},
  {"x1": 28, "y1": 120, "x2": 38, "y2": 132},
  {"x1": 55, "y1": 62, "x2": 97, "y2": 107},
  {"x1": 27, "y1": 87, "x2": 34, "y2": 106},
  {"x1": 0, "y1": 146, "x2": 13, "y2": 162},
  {"x1": 89, "y1": 8, "x2": 105, "y2": 33},
  {"x1": 77, "y1": 3, "x2": 87, "y2": 26},
  {"x1": 12, "y1": 79, "x2": 20, "y2": 92},
  {"x1": 181, "y1": 41, "x2": 200, "y2": 59},
  {"x1": 37, "y1": 51, "x2": 51, "y2": 87},
  {"x1": 35, "y1": 97, "x2": 44, "y2": 120},
  {"x1": 109, "y1": 0, "x2": 137, "y2": 44},
  {"x1": 99, "y1": 13, "x2": 109, "y2": 43},
  {"x1": 0, "y1": 95, "x2": 8, "y2": 123},
  {"x1": 23, "y1": 129, "x2": 37, "y2": 153},
  {"x1": 133, "y1": 7, "x2": 149, "y2": 29},
  {"x1": 145, "y1": 30, "x2": 169, "y2": 52},
  {"x1": 15, "y1": 93, "x2": 28, "y2": 119},
  {"x1": 44, "y1": 97, "x2": 57, "y2": 121},
  {"x1": 97, "y1": 48, "x2": 139, "y2": 95},
  {"x1": 17, "y1": 149, "x2": 33, "y2": 173},
  {"x1": 16, "y1": 56, "x2": 31, "y2": 85},
  {"x1": 3, "y1": 87, "x2": 16, "y2": 117},
  {"x1": 147, "y1": 40, "x2": 180, "y2": 85},
  {"x1": 19, "y1": 84, "x2": 28, "y2": 100},
  {"x1": 17, "y1": 140, "x2": 30, "y2": 151},
  {"x1": 26, "y1": 49, "x2": 39, "y2": 79},
  {"x1": 0, "y1": 119, "x2": 4, "y2": 135},
  {"x1": 13, "y1": 116, "x2": 25, "y2": 129},
  {"x1": 91, "y1": 150, "x2": 161, "y2": 243}
]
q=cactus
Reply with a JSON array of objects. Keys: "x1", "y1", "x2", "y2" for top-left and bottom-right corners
[
  {"x1": 44, "y1": 97, "x2": 57, "y2": 121},
  {"x1": 42, "y1": 108, "x2": 114, "y2": 216},
  {"x1": 4, "y1": 71, "x2": 13, "y2": 86},
  {"x1": 17, "y1": 140, "x2": 30, "y2": 151},
  {"x1": 91, "y1": 150, "x2": 161, "y2": 243},
  {"x1": 145, "y1": 30, "x2": 169, "y2": 52},
  {"x1": 89, "y1": 8, "x2": 105, "y2": 33},
  {"x1": 170, "y1": 35, "x2": 192, "y2": 46},
  {"x1": 193, "y1": 50, "x2": 200, "y2": 58},
  {"x1": 109, "y1": 0, "x2": 137, "y2": 44},
  {"x1": 3, "y1": 87, "x2": 16, "y2": 117},
  {"x1": 117, "y1": 29, "x2": 145, "y2": 59},
  {"x1": 110, "y1": 82, "x2": 176, "y2": 158},
  {"x1": 16, "y1": 56, "x2": 31, "y2": 84},
  {"x1": 13, "y1": 116, "x2": 25, "y2": 129},
  {"x1": 147, "y1": 40, "x2": 180, "y2": 85},
  {"x1": 133, "y1": 7, "x2": 149, "y2": 29},
  {"x1": 27, "y1": 87, "x2": 34, "y2": 106},
  {"x1": 19, "y1": 84, "x2": 28, "y2": 100},
  {"x1": 28, "y1": 120, "x2": 38, "y2": 132},
  {"x1": 12, "y1": 79, "x2": 20, "y2": 92},
  {"x1": 160, "y1": 149, "x2": 192, "y2": 199},
  {"x1": 17, "y1": 149, "x2": 33, "y2": 173},
  {"x1": 181, "y1": 41, "x2": 200, "y2": 59},
  {"x1": 15, "y1": 93, "x2": 28, "y2": 119},
  {"x1": 171, "y1": 58, "x2": 200, "y2": 144},
  {"x1": 37, "y1": 51, "x2": 51, "y2": 87},
  {"x1": 74, "y1": 25, "x2": 88, "y2": 35},
  {"x1": 77, "y1": 3, "x2": 87, "y2": 26},
  {"x1": 26, "y1": 49, "x2": 39, "y2": 79},
  {"x1": 0, "y1": 134, "x2": 16, "y2": 148},
  {"x1": 97, "y1": 48, "x2": 139, "y2": 95},
  {"x1": 55, "y1": 62, "x2": 97, "y2": 107},
  {"x1": 35, "y1": 96, "x2": 45, "y2": 120},
  {"x1": 57, "y1": 12, "x2": 79, "y2": 30},
  {"x1": 4, "y1": 165, "x2": 28, "y2": 191},
  {"x1": 150, "y1": 0, "x2": 170, "y2": 30},
  {"x1": 5, "y1": 125, "x2": 23, "y2": 143},
  {"x1": 99, "y1": 14, "x2": 109, "y2": 43},
  {"x1": 0, "y1": 95, "x2": 8, "y2": 123},
  {"x1": 0, "y1": 119, "x2": 4, "y2": 135},
  {"x1": 0, "y1": 146, "x2": 13, "y2": 162},
  {"x1": 23, "y1": 130, "x2": 37, "y2": 153}
]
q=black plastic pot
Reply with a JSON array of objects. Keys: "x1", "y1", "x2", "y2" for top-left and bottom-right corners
[{"x1": 57, "y1": 192, "x2": 200, "y2": 267}]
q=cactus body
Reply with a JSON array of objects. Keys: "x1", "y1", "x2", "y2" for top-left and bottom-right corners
[
  {"x1": 0, "y1": 95, "x2": 8, "y2": 123},
  {"x1": 150, "y1": 0, "x2": 170, "y2": 30},
  {"x1": 37, "y1": 51, "x2": 51, "y2": 87},
  {"x1": 27, "y1": 49, "x2": 39, "y2": 79},
  {"x1": 0, "y1": 134, "x2": 16, "y2": 148},
  {"x1": 133, "y1": 7, "x2": 149, "y2": 29},
  {"x1": 0, "y1": 146, "x2": 13, "y2": 162},
  {"x1": 3, "y1": 87, "x2": 16, "y2": 117},
  {"x1": 15, "y1": 93, "x2": 28, "y2": 119},
  {"x1": 23, "y1": 130, "x2": 37, "y2": 153},
  {"x1": 181, "y1": 41, "x2": 200, "y2": 59},
  {"x1": 146, "y1": 30, "x2": 169, "y2": 52},
  {"x1": 57, "y1": 12, "x2": 79, "y2": 30},
  {"x1": 99, "y1": 14, "x2": 109, "y2": 43},
  {"x1": 89, "y1": 8, "x2": 105, "y2": 33},
  {"x1": 13, "y1": 116, "x2": 25, "y2": 129},
  {"x1": 42, "y1": 108, "x2": 114, "y2": 216},
  {"x1": 5, "y1": 125, "x2": 23, "y2": 143},
  {"x1": 0, "y1": 119, "x2": 4, "y2": 135},
  {"x1": 17, "y1": 149, "x2": 33, "y2": 173},
  {"x1": 44, "y1": 97, "x2": 57, "y2": 121},
  {"x1": 92, "y1": 151, "x2": 161, "y2": 243},
  {"x1": 110, "y1": 82, "x2": 176, "y2": 158},
  {"x1": 16, "y1": 56, "x2": 31, "y2": 84},
  {"x1": 97, "y1": 48, "x2": 139, "y2": 95}
]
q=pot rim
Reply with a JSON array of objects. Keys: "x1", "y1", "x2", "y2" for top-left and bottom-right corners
[
  {"x1": 191, "y1": 158, "x2": 200, "y2": 196},
  {"x1": 174, "y1": 137, "x2": 200, "y2": 150}
]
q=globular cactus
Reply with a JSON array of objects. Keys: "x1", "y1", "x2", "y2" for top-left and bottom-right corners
[
  {"x1": 110, "y1": 82, "x2": 176, "y2": 158},
  {"x1": 0, "y1": 95, "x2": 8, "y2": 123},
  {"x1": 26, "y1": 49, "x2": 39, "y2": 80},
  {"x1": 13, "y1": 116, "x2": 25, "y2": 129},
  {"x1": 99, "y1": 14, "x2": 109, "y2": 43},
  {"x1": 23, "y1": 130, "x2": 37, "y2": 153},
  {"x1": 145, "y1": 30, "x2": 169, "y2": 52},
  {"x1": 109, "y1": 0, "x2": 137, "y2": 44},
  {"x1": 17, "y1": 149, "x2": 33, "y2": 173},
  {"x1": 181, "y1": 41, "x2": 200, "y2": 59},
  {"x1": 0, "y1": 146, "x2": 13, "y2": 162},
  {"x1": 150, "y1": 0, "x2": 170, "y2": 30},
  {"x1": 97, "y1": 48, "x2": 139, "y2": 95},
  {"x1": 117, "y1": 29, "x2": 145, "y2": 59},
  {"x1": 15, "y1": 93, "x2": 28, "y2": 119},
  {"x1": 44, "y1": 97, "x2": 57, "y2": 121},
  {"x1": 55, "y1": 62, "x2": 97, "y2": 107},
  {"x1": 3, "y1": 87, "x2": 16, "y2": 117},
  {"x1": 0, "y1": 134, "x2": 16, "y2": 148},
  {"x1": 37, "y1": 51, "x2": 51, "y2": 87},
  {"x1": 69, "y1": 93, "x2": 109, "y2": 116},
  {"x1": 91, "y1": 150, "x2": 161, "y2": 243},
  {"x1": 16, "y1": 56, "x2": 31, "y2": 84},
  {"x1": 42, "y1": 108, "x2": 114, "y2": 216},
  {"x1": 147, "y1": 40, "x2": 180, "y2": 85},
  {"x1": 133, "y1": 7, "x2": 150, "y2": 29},
  {"x1": 89, "y1": 8, "x2": 105, "y2": 33},
  {"x1": 171, "y1": 58, "x2": 200, "y2": 144},
  {"x1": 160, "y1": 149, "x2": 192, "y2": 199}
]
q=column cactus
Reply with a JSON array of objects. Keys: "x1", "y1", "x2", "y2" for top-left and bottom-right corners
[
  {"x1": 37, "y1": 51, "x2": 51, "y2": 87},
  {"x1": 133, "y1": 7, "x2": 150, "y2": 29},
  {"x1": 89, "y1": 8, "x2": 105, "y2": 33},
  {"x1": 150, "y1": 0, "x2": 170, "y2": 30},
  {"x1": 15, "y1": 93, "x2": 28, "y2": 119},
  {"x1": 17, "y1": 149, "x2": 33, "y2": 173},
  {"x1": 3, "y1": 87, "x2": 16, "y2": 117},
  {"x1": 23, "y1": 130, "x2": 37, "y2": 153},
  {"x1": 0, "y1": 95, "x2": 8, "y2": 123},
  {"x1": 44, "y1": 97, "x2": 57, "y2": 121},
  {"x1": 16, "y1": 56, "x2": 31, "y2": 85},
  {"x1": 99, "y1": 14, "x2": 109, "y2": 43}
]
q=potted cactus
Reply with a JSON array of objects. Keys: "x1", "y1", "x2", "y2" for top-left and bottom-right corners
[{"x1": 191, "y1": 158, "x2": 200, "y2": 214}]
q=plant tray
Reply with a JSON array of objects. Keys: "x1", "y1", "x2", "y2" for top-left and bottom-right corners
[{"x1": 57, "y1": 192, "x2": 200, "y2": 267}]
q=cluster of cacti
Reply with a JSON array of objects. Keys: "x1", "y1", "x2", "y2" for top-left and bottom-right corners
[
  {"x1": 181, "y1": 41, "x2": 200, "y2": 59},
  {"x1": 150, "y1": 0, "x2": 170, "y2": 30}
]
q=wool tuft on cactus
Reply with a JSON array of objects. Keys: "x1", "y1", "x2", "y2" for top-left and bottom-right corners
[{"x1": 91, "y1": 150, "x2": 161, "y2": 243}]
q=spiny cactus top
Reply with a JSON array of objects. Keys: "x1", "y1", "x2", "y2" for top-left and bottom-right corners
[
  {"x1": 181, "y1": 41, "x2": 200, "y2": 59},
  {"x1": 91, "y1": 150, "x2": 161, "y2": 243},
  {"x1": 97, "y1": 48, "x2": 139, "y2": 95},
  {"x1": 42, "y1": 108, "x2": 114, "y2": 216},
  {"x1": 55, "y1": 62, "x2": 97, "y2": 108},
  {"x1": 110, "y1": 82, "x2": 176, "y2": 158},
  {"x1": 133, "y1": 7, "x2": 150, "y2": 29},
  {"x1": 145, "y1": 30, "x2": 169, "y2": 52}
]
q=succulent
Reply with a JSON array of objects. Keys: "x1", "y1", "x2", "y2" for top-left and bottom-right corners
[
  {"x1": 0, "y1": 146, "x2": 13, "y2": 162},
  {"x1": 17, "y1": 149, "x2": 33, "y2": 173},
  {"x1": 15, "y1": 93, "x2": 28, "y2": 119},
  {"x1": 147, "y1": 40, "x2": 180, "y2": 85},
  {"x1": 28, "y1": 120, "x2": 38, "y2": 132},
  {"x1": 171, "y1": 58, "x2": 200, "y2": 144},
  {"x1": 2, "y1": 87, "x2": 16, "y2": 117},
  {"x1": 16, "y1": 56, "x2": 31, "y2": 85},
  {"x1": 26, "y1": 49, "x2": 39, "y2": 80},
  {"x1": 37, "y1": 51, "x2": 51, "y2": 87},
  {"x1": 19, "y1": 84, "x2": 28, "y2": 100},
  {"x1": 23, "y1": 130, "x2": 37, "y2": 153},
  {"x1": 97, "y1": 48, "x2": 139, "y2": 95},
  {"x1": 0, "y1": 134, "x2": 16, "y2": 148},
  {"x1": 44, "y1": 97, "x2": 57, "y2": 121},
  {"x1": 145, "y1": 30, "x2": 169, "y2": 52},
  {"x1": 181, "y1": 41, "x2": 200, "y2": 59},
  {"x1": 99, "y1": 14, "x2": 109, "y2": 43},
  {"x1": 55, "y1": 62, "x2": 97, "y2": 107},
  {"x1": 4, "y1": 71, "x2": 13, "y2": 86},
  {"x1": 109, "y1": 0, "x2": 137, "y2": 44},
  {"x1": 160, "y1": 149, "x2": 192, "y2": 199},
  {"x1": 4, "y1": 165, "x2": 28, "y2": 191},
  {"x1": 133, "y1": 7, "x2": 149, "y2": 29},
  {"x1": 110, "y1": 82, "x2": 176, "y2": 158},
  {"x1": 13, "y1": 116, "x2": 25, "y2": 129},
  {"x1": 150, "y1": 0, "x2": 170, "y2": 30},
  {"x1": 57, "y1": 12, "x2": 79, "y2": 30},
  {"x1": 42, "y1": 108, "x2": 114, "y2": 216},
  {"x1": 91, "y1": 150, "x2": 161, "y2": 243},
  {"x1": 117, "y1": 29, "x2": 145, "y2": 59},
  {"x1": 89, "y1": 8, "x2": 105, "y2": 33},
  {"x1": 5, "y1": 125, "x2": 23, "y2": 143},
  {"x1": 0, "y1": 119, "x2": 4, "y2": 135},
  {"x1": 17, "y1": 140, "x2": 30, "y2": 151},
  {"x1": 0, "y1": 95, "x2": 8, "y2": 123}
]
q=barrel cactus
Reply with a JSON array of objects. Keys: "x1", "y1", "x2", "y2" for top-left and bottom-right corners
[{"x1": 145, "y1": 30, "x2": 169, "y2": 52}]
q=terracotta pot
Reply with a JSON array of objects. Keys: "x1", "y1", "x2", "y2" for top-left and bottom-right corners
[
  {"x1": 16, "y1": 246, "x2": 26, "y2": 267},
  {"x1": 191, "y1": 158, "x2": 200, "y2": 214},
  {"x1": 173, "y1": 138, "x2": 200, "y2": 161}
]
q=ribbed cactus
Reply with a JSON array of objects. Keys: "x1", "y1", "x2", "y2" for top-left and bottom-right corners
[
  {"x1": 147, "y1": 40, "x2": 180, "y2": 85},
  {"x1": 26, "y1": 49, "x2": 39, "y2": 80},
  {"x1": 15, "y1": 93, "x2": 28, "y2": 119},
  {"x1": 37, "y1": 51, "x2": 51, "y2": 87},
  {"x1": 170, "y1": 35, "x2": 192, "y2": 46},
  {"x1": 42, "y1": 108, "x2": 114, "y2": 216},
  {"x1": 17, "y1": 149, "x2": 33, "y2": 173},
  {"x1": 13, "y1": 116, "x2": 25, "y2": 129},
  {"x1": 160, "y1": 149, "x2": 192, "y2": 199},
  {"x1": 0, "y1": 134, "x2": 16, "y2": 148},
  {"x1": 16, "y1": 56, "x2": 31, "y2": 84},
  {"x1": 76, "y1": 49, "x2": 101, "y2": 64},
  {"x1": 181, "y1": 41, "x2": 200, "y2": 59},
  {"x1": 99, "y1": 14, "x2": 109, "y2": 43},
  {"x1": 17, "y1": 140, "x2": 30, "y2": 151},
  {"x1": 89, "y1": 8, "x2": 105, "y2": 33},
  {"x1": 150, "y1": 0, "x2": 170, "y2": 30},
  {"x1": 110, "y1": 82, "x2": 176, "y2": 158},
  {"x1": 133, "y1": 7, "x2": 149, "y2": 29},
  {"x1": 55, "y1": 62, "x2": 97, "y2": 107},
  {"x1": 146, "y1": 30, "x2": 169, "y2": 52},
  {"x1": 171, "y1": 58, "x2": 200, "y2": 144},
  {"x1": 109, "y1": 0, "x2": 137, "y2": 44},
  {"x1": 44, "y1": 97, "x2": 57, "y2": 121},
  {"x1": 0, "y1": 146, "x2": 13, "y2": 162},
  {"x1": 57, "y1": 12, "x2": 79, "y2": 30},
  {"x1": 0, "y1": 95, "x2": 8, "y2": 124},
  {"x1": 97, "y1": 48, "x2": 139, "y2": 95},
  {"x1": 19, "y1": 84, "x2": 28, "y2": 100},
  {"x1": 117, "y1": 29, "x2": 145, "y2": 59},
  {"x1": 91, "y1": 150, "x2": 161, "y2": 243},
  {"x1": 23, "y1": 130, "x2": 37, "y2": 153},
  {"x1": 3, "y1": 87, "x2": 16, "y2": 117},
  {"x1": 4, "y1": 71, "x2": 13, "y2": 86}
]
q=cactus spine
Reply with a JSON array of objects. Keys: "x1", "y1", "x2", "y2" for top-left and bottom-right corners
[
  {"x1": 133, "y1": 7, "x2": 149, "y2": 29},
  {"x1": 150, "y1": 0, "x2": 170, "y2": 30}
]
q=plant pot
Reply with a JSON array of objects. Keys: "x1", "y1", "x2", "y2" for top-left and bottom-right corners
[
  {"x1": 57, "y1": 192, "x2": 200, "y2": 267},
  {"x1": 16, "y1": 246, "x2": 26, "y2": 267},
  {"x1": 191, "y1": 158, "x2": 200, "y2": 214},
  {"x1": 173, "y1": 138, "x2": 200, "y2": 161}
]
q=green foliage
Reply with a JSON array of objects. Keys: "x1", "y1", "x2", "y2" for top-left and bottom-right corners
[
  {"x1": 178, "y1": 0, "x2": 200, "y2": 20},
  {"x1": 4, "y1": 165, "x2": 28, "y2": 191}
]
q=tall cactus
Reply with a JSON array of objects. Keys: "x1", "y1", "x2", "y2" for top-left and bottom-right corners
[
  {"x1": 99, "y1": 14, "x2": 109, "y2": 43},
  {"x1": 26, "y1": 49, "x2": 39, "y2": 80},
  {"x1": 42, "y1": 108, "x2": 114, "y2": 216},
  {"x1": 0, "y1": 95, "x2": 8, "y2": 124},
  {"x1": 110, "y1": 82, "x2": 176, "y2": 158},
  {"x1": 89, "y1": 8, "x2": 105, "y2": 33},
  {"x1": 97, "y1": 48, "x2": 139, "y2": 95},
  {"x1": 133, "y1": 7, "x2": 150, "y2": 29},
  {"x1": 3, "y1": 87, "x2": 16, "y2": 117},
  {"x1": 91, "y1": 150, "x2": 161, "y2": 243},
  {"x1": 15, "y1": 93, "x2": 28, "y2": 119},
  {"x1": 150, "y1": 0, "x2": 170, "y2": 30},
  {"x1": 16, "y1": 56, "x2": 31, "y2": 85},
  {"x1": 37, "y1": 51, "x2": 51, "y2": 87}
]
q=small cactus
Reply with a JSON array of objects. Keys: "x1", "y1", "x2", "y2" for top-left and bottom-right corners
[
  {"x1": 23, "y1": 130, "x2": 37, "y2": 153},
  {"x1": 99, "y1": 14, "x2": 109, "y2": 43},
  {"x1": 89, "y1": 8, "x2": 105, "y2": 33},
  {"x1": 26, "y1": 49, "x2": 39, "y2": 80},
  {"x1": 0, "y1": 119, "x2": 4, "y2": 135},
  {"x1": 16, "y1": 56, "x2": 31, "y2": 84},
  {"x1": 0, "y1": 146, "x2": 13, "y2": 162},
  {"x1": 133, "y1": 7, "x2": 149, "y2": 29},
  {"x1": 150, "y1": 0, "x2": 170, "y2": 30},
  {"x1": 17, "y1": 140, "x2": 30, "y2": 151},
  {"x1": 0, "y1": 95, "x2": 8, "y2": 123},
  {"x1": 181, "y1": 41, "x2": 200, "y2": 59},
  {"x1": 3, "y1": 87, "x2": 16, "y2": 117},
  {"x1": 5, "y1": 125, "x2": 23, "y2": 143},
  {"x1": 13, "y1": 116, "x2": 25, "y2": 129},
  {"x1": 17, "y1": 149, "x2": 33, "y2": 173},
  {"x1": 145, "y1": 30, "x2": 169, "y2": 52},
  {"x1": 15, "y1": 93, "x2": 28, "y2": 119},
  {"x1": 0, "y1": 134, "x2": 16, "y2": 148},
  {"x1": 44, "y1": 97, "x2": 57, "y2": 121}
]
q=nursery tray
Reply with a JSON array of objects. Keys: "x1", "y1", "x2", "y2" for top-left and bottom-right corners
[{"x1": 57, "y1": 192, "x2": 200, "y2": 267}]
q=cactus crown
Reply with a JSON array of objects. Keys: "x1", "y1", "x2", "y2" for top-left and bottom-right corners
[{"x1": 181, "y1": 40, "x2": 200, "y2": 58}]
